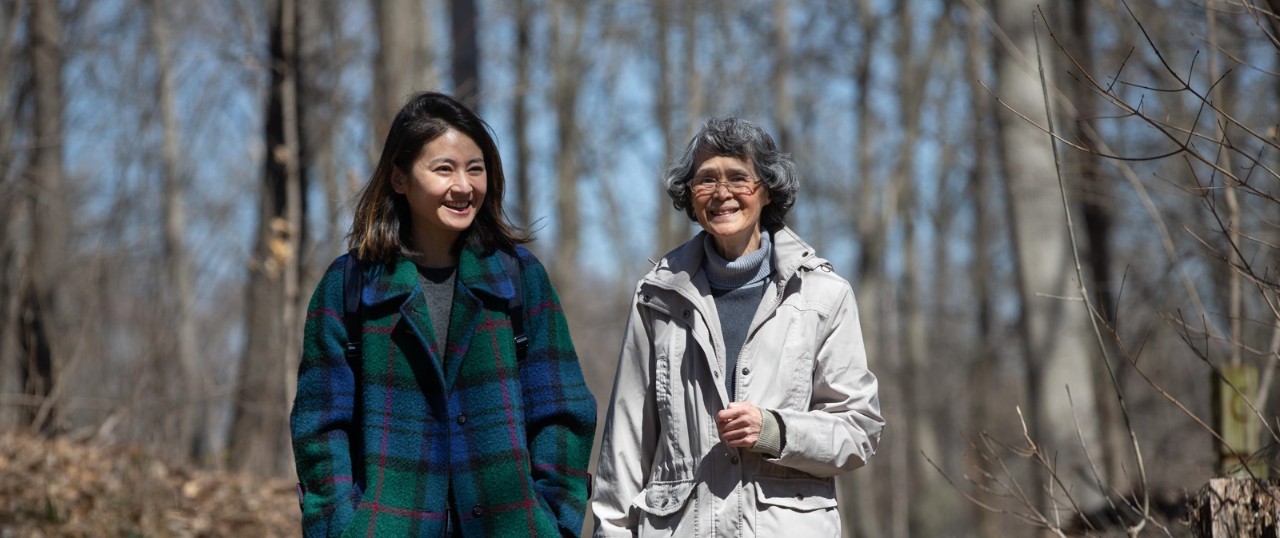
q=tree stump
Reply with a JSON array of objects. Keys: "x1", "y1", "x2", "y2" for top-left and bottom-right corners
[{"x1": 1190, "y1": 478, "x2": 1280, "y2": 537}]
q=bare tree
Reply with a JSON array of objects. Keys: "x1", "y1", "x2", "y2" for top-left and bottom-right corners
[
  {"x1": 24, "y1": 0, "x2": 67, "y2": 434},
  {"x1": 450, "y1": 0, "x2": 479, "y2": 107},
  {"x1": 373, "y1": 0, "x2": 434, "y2": 145},
  {"x1": 0, "y1": 0, "x2": 27, "y2": 430},
  {"x1": 146, "y1": 0, "x2": 207, "y2": 462},
  {"x1": 549, "y1": 0, "x2": 586, "y2": 278},
  {"x1": 511, "y1": 0, "x2": 533, "y2": 227},
  {"x1": 228, "y1": 0, "x2": 307, "y2": 476},
  {"x1": 994, "y1": 0, "x2": 1106, "y2": 515}
]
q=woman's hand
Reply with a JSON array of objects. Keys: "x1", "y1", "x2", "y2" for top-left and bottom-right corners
[{"x1": 716, "y1": 402, "x2": 763, "y2": 448}]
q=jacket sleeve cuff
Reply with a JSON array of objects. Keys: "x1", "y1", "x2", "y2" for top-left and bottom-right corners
[{"x1": 751, "y1": 409, "x2": 785, "y2": 457}]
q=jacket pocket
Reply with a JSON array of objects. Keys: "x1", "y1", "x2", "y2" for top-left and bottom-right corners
[
  {"x1": 754, "y1": 476, "x2": 837, "y2": 512},
  {"x1": 632, "y1": 478, "x2": 696, "y2": 517}
]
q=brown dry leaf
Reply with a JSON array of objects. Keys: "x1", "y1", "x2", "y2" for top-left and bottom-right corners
[{"x1": 0, "y1": 431, "x2": 300, "y2": 537}]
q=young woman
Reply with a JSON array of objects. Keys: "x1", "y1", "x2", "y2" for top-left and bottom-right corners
[
  {"x1": 593, "y1": 118, "x2": 884, "y2": 537},
  {"x1": 291, "y1": 91, "x2": 596, "y2": 537}
]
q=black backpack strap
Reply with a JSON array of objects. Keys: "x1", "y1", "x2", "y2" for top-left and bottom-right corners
[
  {"x1": 342, "y1": 252, "x2": 364, "y2": 361},
  {"x1": 497, "y1": 250, "x2": 528, "y2": 361}
]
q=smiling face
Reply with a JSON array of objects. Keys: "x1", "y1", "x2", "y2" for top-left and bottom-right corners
[
  {"x1": 690, "y1": 154, "x2": 771, "y2": 259},
  {"x1": 392, "y1": 128, "x2": 488, "y2": 260}
]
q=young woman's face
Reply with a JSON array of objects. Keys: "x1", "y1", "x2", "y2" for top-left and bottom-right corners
[{"x1": 393, "y1": 129, "x2": 488, "y2": 252}]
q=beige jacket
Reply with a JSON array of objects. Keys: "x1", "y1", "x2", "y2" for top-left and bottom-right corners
[{"x1": 593, "y1": 227, "x2": 884, "y2": 537}]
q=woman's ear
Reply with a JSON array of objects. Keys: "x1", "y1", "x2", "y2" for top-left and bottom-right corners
[{"x1": 390, "y1": 169, "x2": 407, "y2": 194}]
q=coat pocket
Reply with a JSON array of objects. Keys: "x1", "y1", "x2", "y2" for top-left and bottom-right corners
[
  {"x1": 632, "y1": 478, "x2": 697, "y2": 517},
  {"x1": 754, "y1": 476, "x2": 837, "y2": 512}
]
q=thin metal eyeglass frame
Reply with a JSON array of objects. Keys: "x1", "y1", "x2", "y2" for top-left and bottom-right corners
[{"x1": 689, "y1": 177, "x2": 761, "y2": 197}]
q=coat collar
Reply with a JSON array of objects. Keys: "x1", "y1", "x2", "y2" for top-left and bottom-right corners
[
  {"x1": 361, "y1": 244, "x2": 517, "y2": 309},
  {"x1": 358, "y1": 244, "x2": 519, "y2": 391},
  {"x1": 644, "y1": 225, "x2": 826, "y2": 294}
]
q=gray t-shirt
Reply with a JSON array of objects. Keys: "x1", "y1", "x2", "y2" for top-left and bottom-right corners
[{"x1": 416, "y1": 265, "x2": 457, "y2": 349}]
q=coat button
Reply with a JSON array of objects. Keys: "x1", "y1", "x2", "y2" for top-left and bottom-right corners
[
  {"x1": 472, "y1": 505, "x2": 484, "y2": 517},
  {"x1": 456, "y1": 414, "x2": 468, "y2": 425},
  {"x1": 730, "y1": 455, "x2": 740, "y2": 464},
  {"x1": 741, "y1": 367, "x2": 750, "y2": 375}
]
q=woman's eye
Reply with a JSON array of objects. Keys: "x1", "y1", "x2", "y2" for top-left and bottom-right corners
[{"x1": 730, "y1": 176, "x2": 749, "y2": 184}]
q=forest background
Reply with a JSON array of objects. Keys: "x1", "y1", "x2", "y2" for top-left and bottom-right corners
[{"x1": 2, "y1": 0, "x2": 1279, "y2": 536}]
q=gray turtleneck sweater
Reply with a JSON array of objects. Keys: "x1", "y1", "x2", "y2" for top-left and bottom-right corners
[
  {"x1": 703, "y1": 231, "x2": 774, "y2": 399},
  {"x1": 703, "y1": 231, "x2": 784, "y2": 457}
]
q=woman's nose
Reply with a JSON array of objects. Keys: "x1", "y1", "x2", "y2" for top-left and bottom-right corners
[{"x1": 449, "y1": 172, "x2": 472, "y2": 192}]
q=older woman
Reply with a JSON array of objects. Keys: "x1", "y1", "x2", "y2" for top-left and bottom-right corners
[{"x1": 592, "y1": 118, "x2": 884, "y2": 536}]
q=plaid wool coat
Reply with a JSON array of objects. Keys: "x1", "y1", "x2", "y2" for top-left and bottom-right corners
[{"x1": 290, "y1": 245, "x2": 597, "y2": 537}]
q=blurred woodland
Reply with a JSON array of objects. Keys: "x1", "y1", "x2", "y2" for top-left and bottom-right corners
[{"x1": 2, "y1": 0, "x2": 1279, "y2": 536}]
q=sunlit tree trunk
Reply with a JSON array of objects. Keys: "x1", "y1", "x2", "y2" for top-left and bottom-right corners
[
  {"x1": 995, "y1": 0, "x2": 1105, "y2": 514},
  {"x1": 653, "y1": 0, "x2": 678, "y2": 253},
  {"x1": 229, "y1": 0, "x2": 306, "y2": 476},
  {"x1": 550, "y1": 0, "x2": 585, "y2": 278},
  {"x1": 771, "y1": 0, "x2": 791, "y2": 152},
  {"x1": 373, "y1": 0, "x2": 433, "y2": 145}
]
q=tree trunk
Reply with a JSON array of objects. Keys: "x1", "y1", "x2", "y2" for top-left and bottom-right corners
[
  {"x1": 512, "y1": 0, "x2": 532, "y2": 227},
  {"x1": 771, "y1": 0, "x2": 791, "y2": 153},
  {"x1": 148, "y1": 0, "x2": 207, "y2": 463},
  {"x1": 842, "y1": 4, "x2": 884, "y2": 536},
  {"x1": 1189, "y1": 478, "x2": 1280, "y2": 537},
  {"x1": 995, "y1": 0, "x2": 1105, "y2": 515},
  {"x1": 550, "y1": 0, "x2": 585, "y2": 279},
  {"x1": 965, "y1": 2, "x2": 1001, "y2": 534},
  {"x1": 450, "y1": 0, "x2": 479, "y2": 108},
  {"x1": 25, "y1": 0, "x2": 66, "y2": 434},
  {"x1": 0, "y1": 0, "x2": 25, "y2": 430},
  {"x1": 653, "y1": 0, "x2": 677, "y2": 254},
  {"x1": 228, "y1": 0, "x2": 306, "y2": 476},
  {"x1": 373, "y1": 0, "x2": 433, "y2": 145},
  {"x1": 1062, "y1": 0, "x2": 1130, "y2": 497}
]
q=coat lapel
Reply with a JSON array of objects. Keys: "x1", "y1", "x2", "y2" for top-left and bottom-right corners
[
  {"x1": 365, "y1": 257, "x2": 447, "y2": 386},
  {"x1": 646, "y1": 233, "x2": 731, "y2": 409},
  {"x1": 443, "y1": 246, "x2": 517, "y2": 389}
]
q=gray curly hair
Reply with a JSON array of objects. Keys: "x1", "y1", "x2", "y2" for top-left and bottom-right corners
[{"x1": 663, "y1": 117, "x2": 798, "y2": 228}]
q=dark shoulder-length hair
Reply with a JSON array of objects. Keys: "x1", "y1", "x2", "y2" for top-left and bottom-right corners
[
  {"x1": 663, "y1": 117, "x2": 799, "y2": 228},
  {"x1": 349, "y1": 91, "x2": 529, "y2": 263}
]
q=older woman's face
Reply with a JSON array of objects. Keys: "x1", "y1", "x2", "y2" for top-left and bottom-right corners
[{"x1": 690, "y1": 154, "x2": 771, "y2": 251}]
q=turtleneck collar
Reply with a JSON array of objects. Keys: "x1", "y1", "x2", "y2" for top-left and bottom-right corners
[{"x1": 702, "y1": 230, "x2": 773, "y2": 290}]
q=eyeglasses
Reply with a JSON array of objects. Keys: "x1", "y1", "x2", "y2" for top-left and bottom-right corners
[{"x1": 689, "y1": 175, "x2": 761, "y2": 196}]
